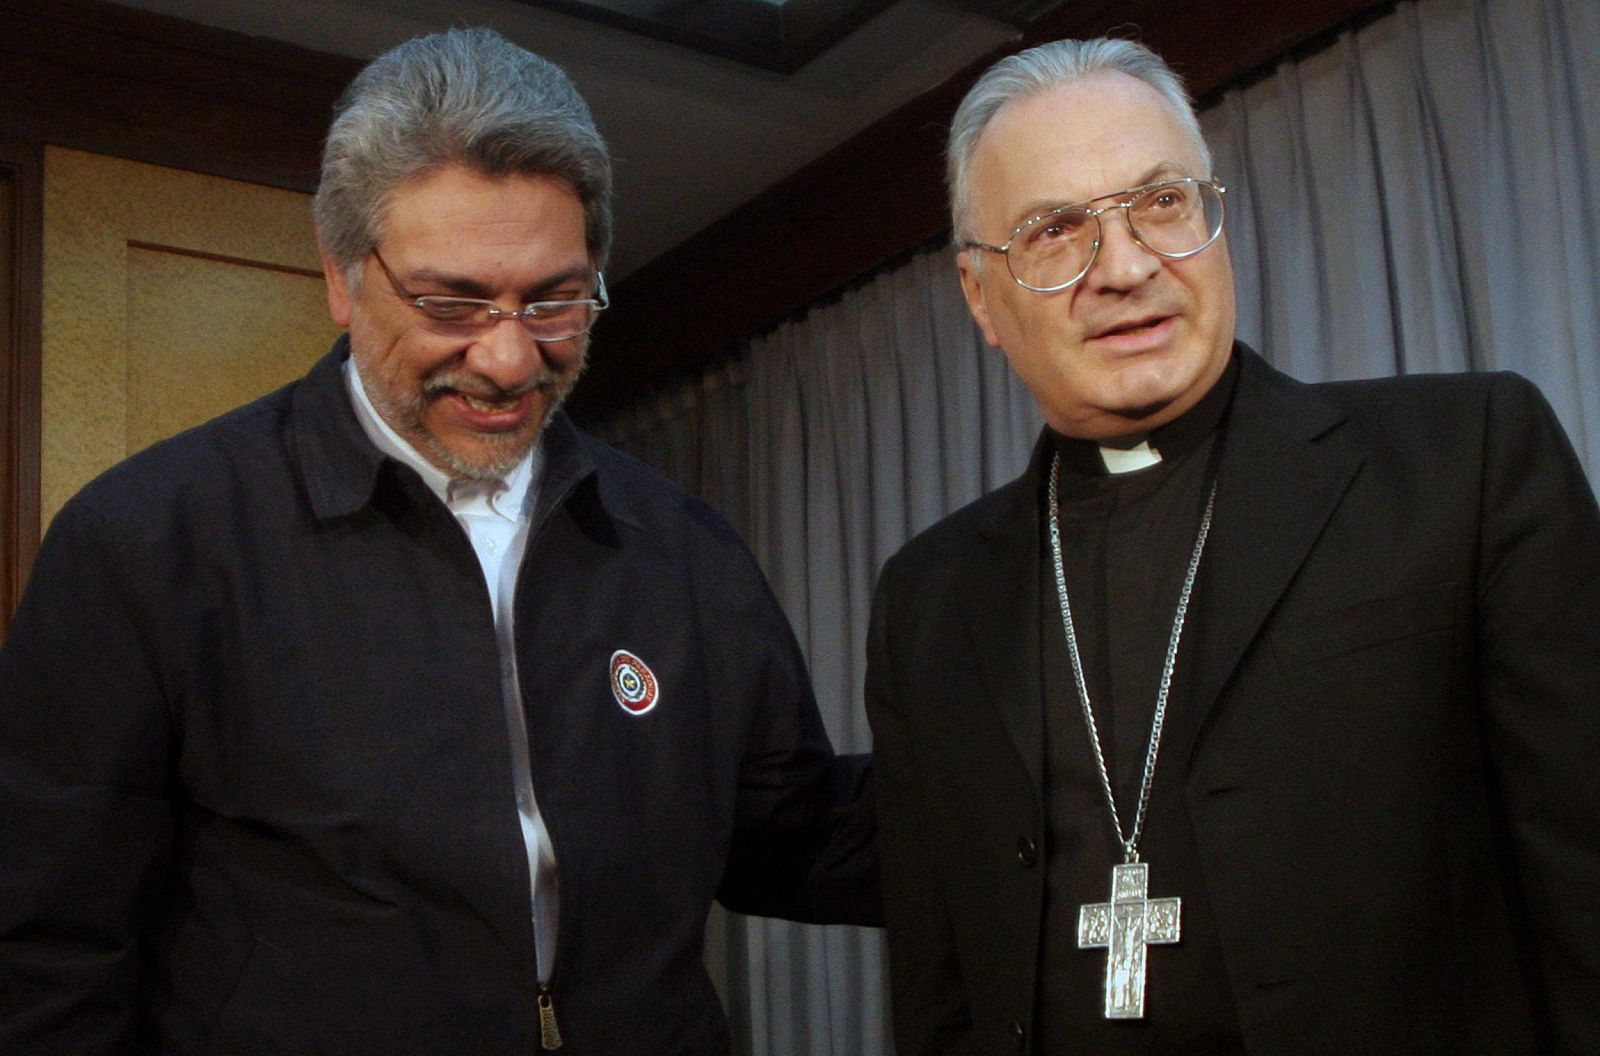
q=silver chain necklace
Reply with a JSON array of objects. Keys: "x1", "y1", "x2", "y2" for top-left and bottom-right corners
[{"x1": 1047, "y1": 450, "x2": 1216, "y2": 1019}]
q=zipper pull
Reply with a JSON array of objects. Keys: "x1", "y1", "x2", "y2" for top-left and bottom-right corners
[{"x1": 538, "y1": 984, "x2": 563, "y2": 1050}]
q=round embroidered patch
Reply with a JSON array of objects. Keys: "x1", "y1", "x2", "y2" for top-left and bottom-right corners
[{"x1": 609, "y1": 650, "x2": 660, "y2": 715}]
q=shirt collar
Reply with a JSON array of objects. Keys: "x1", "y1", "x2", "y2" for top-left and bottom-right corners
[
  {"x1": 291, "y1": 338, "x2": 650, "y2": 544},
  {"x1": 342, "y1": 354, "x2": 540, "y2": 519},
  {"x1": 291, "y1": 338, "x2": 389, "y2": 520}
]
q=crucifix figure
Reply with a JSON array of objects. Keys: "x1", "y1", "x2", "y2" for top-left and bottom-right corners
[{"x1": 1077, "y1": 861, "x2": 1182, "y2": 1018}]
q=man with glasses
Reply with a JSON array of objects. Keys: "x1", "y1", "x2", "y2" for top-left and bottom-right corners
[
  {"x1": 0, "y1": 27, "x2": 876, "y2": 1055},
  {"x1": 866, "y1": 37, "x2": 1599, "y2": 1055}
]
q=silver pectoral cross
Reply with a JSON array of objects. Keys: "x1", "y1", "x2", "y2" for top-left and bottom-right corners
[{"x1": 1077, "y1": 861, "x2": 1181, "y2": 1019}]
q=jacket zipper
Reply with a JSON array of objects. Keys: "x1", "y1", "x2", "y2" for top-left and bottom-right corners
[
  {"x1": 538, "y1": 982, "x2": 563, "y2": 1050},
  {"x1": 523, "y1": 475, "x2": 584, "y2": 1053}
]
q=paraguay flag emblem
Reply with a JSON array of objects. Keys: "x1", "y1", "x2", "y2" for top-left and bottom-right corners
[{"x1": 609, "y1": 650, "x2": 660, "y2": 715}]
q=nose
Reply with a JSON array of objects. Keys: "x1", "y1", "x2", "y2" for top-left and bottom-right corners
[
  {"x1": 465, "y1": 315, "x2": 551, "y2": 389},
  {"x1": 1086, "y1": 205, "x2": 1161, "y2": 291}
]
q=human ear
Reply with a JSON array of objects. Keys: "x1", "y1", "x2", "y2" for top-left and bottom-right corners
[
  {"x1": 957, "y1": 251, "x2": 1003, "y2": 349},
  {"x1": 320, "y1": 247, "x2": 354, "y2": 328}
]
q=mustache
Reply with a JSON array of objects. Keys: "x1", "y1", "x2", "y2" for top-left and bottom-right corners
[{"x1": 421, "y1": 369, "x2": 557, "y2": 402}]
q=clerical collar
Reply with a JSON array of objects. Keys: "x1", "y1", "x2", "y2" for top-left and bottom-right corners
[{"x1": 1050, "y1": 353, "x2": 1240, "y2": 477}]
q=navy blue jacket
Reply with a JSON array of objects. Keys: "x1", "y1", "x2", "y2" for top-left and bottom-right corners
[{"x1": 0, "y1": 341, "x2": 878, "y2": 1054}]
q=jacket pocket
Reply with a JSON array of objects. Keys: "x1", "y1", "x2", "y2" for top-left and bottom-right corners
[{"x1": 1270, "y1": 580, "x2": 1459, "y2": 670}]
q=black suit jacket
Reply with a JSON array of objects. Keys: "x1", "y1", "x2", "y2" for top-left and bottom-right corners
[{"x1": 866, "y1": 348, "x2": 1600, "y2": 1054}]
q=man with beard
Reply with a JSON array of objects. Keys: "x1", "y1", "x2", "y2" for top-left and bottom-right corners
[
  {"x1": 0, "y1": 27, "x2": 876, "y2": 1055},
  {"x1": 866, "y1": 36, "x2": 1599, "y2": 1056}
]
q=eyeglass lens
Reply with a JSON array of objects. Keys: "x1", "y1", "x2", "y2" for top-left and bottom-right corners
[
  {"x1": 412, "y1": 298, "x2": 598, "y2": 341},
  {"x1": 1009, "y1": 181, "x2": 1224, "y2": 291}
]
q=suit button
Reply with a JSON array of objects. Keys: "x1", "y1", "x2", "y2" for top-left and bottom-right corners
[
  {"x1": 1009, "y1": 1019, "x2": 1026, "y2": 1049},
  {"x1": 1016, "y1": 836, "x2": 1038, "y2": 867}
]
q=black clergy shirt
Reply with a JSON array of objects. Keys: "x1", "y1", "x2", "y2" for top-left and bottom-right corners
[{"x1": 1034, "y1": 357, "x2": 1248, "y2": 1054}]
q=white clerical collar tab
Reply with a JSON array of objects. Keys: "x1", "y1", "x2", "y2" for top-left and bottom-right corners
[{"x1": 1099, "y1": 440, "x2": 1162, "y2": 474}]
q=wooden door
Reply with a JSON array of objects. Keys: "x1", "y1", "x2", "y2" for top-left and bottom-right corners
[{"x1": 41, "y1": 147, "x2": 340, "y2": 527}]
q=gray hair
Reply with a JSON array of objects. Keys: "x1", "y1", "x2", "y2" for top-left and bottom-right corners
[
  {"x1": 947, "y1": 38, "x2": 1209, "y2": 243},
  {"x1": 313, "y1": 27, "x2": 613, "y2": 277}
]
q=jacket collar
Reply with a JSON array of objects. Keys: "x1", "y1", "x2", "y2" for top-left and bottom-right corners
[
  {"x1": 957, "y1": 432, "x2": 1052, "y2": 793},
  {"x1": 289, "y1": 338, "x2": 638, "y2": 540},
  {"x1": 291, "y1": 338, "x2": 387, "y2": 521},
  {"x1": 529, "y1": 409, "x2": 649, "y2": 540},
  {"x1": 1177, "y1": 344, "x2": 1361, "y2": 757}
]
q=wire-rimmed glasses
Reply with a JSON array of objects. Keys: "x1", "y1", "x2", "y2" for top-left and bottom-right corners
[
  {"x1": 371, "y1": 248, "x2": 608, "y2": 341},
  {"x1": 963, "y1": 178, "x2": 1227, "y2": 293}
]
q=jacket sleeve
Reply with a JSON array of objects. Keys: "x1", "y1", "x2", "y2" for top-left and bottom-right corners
[
  {"x1": 0, "y1": 498, "x2": 175, "y2": 1053},
  {"x1": 711, "y1": 544, "x2": 881, "y2": 928},
  {"x1": 862, "y1": 556, "x2": 978, "y2": 1055},
  {"x1": 1474, "y1": 373, "x2": 1600, "y2": 1052}
]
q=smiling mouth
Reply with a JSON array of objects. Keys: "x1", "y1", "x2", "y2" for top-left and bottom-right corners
[
  {"x1": 424, "y1": 374, "x2": 544, "y2": 411},
  {"x1": 456, "y1": 391, "x2": 526, "y2": 413}
]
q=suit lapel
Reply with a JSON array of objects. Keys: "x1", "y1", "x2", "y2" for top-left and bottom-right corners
[
  {"x1": 945, "y1": 353, "x2": 1360, "y2": 792},
  {"x1": 953, "y1": 446, "x2": 1049, "y2": 795},
  {"x1": 1180, "y1": 350, "x2": 1364, "y2": 759}
]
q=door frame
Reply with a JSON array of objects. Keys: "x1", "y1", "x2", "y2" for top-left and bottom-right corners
[{"x1": 1, "y1": 139, "x2": 43, "y2": 636}]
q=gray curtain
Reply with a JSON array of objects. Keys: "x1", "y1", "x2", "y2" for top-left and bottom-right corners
[
  {"x1": 595, "y1": 0, "x2": 1600, "y2": 1051},
  {"x1": 1211, "y1": 0, "x2": 1599, "y2": 478}
]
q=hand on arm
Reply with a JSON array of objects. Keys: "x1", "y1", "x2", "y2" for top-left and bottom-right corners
[{"x1": 864, "y1": 560, "x2": 976, "y2": 1055}]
